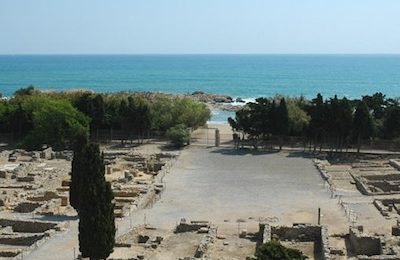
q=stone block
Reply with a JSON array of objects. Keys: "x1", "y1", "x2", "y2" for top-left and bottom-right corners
[
  {"x1": 392, "y1": 226, "x2": 400, "y2": 236},
  {"x1": 0, "y1": 170, "x2": 7, "y2": 178},
  {"x1": 239, "y1": 229, "x2": 247, "y2": 238},
  {"x1": 40, "y1": 147, "x2": 53, "y2": 160},
  {"x1": 14, "y1": 202, "x2": 42, "y2": 213},
  {"x1": 60, "y1": 196, "x2": 68, "y2": 206},
  {"x1": 16, "y1": 176, "x2": 35, "y2": 182},
  {"x1": 61, "y1": 179, "x2": 70, "y2": 187},
  {"x1": 138, "y1": 234, "x2": 150, "y2": 243}
]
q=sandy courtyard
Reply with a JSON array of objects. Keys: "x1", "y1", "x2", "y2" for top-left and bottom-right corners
[
  {"x1": 126, "y1": 147, "x2": 348, "y2": 234},
  {"x1": 28, "y1": 145, "x2": 351, "y2": 259}
]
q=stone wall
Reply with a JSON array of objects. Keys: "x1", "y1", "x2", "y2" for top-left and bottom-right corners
[
  {"x1": 258, "y1": 223, "x2": 331, "y2": 260},
  {"x1": 271, "y1": 225, "x2": 321, "y2": 241},
  {"x1": 389, "y1": 160, "x2": 400, "y2": 171},
  {"x1": 14, "y1": 202, "x2": 42, "y2": 213},
  {"x1": 349, "y1": 226, "x2": 381, "y2": 256},
  {"x1": 175, "y1": 219, "x2": 210, "y2": 233},
  {"x1": 0, "y1": 234, "x2": 46, "y2": 246},
  {"x1": 40, "y1": 147, "x2": 54, "y2": 160},
  {"x1": 0, "y1": 218, "x2": 57, "y2": 233}
]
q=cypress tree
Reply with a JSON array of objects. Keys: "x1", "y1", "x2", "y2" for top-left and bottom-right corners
[
  {"x1": 70, "y1": 132, "x2": 88, "y2": 212},
  {"x1": 78, "y1": 143, "x2": 115, "y2": 260}
]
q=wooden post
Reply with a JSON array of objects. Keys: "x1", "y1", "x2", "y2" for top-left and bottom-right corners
[{"x1": 318, "y1": 207, "x2": 321, "y2": 225}]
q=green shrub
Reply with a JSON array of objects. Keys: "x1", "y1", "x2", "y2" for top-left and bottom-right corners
[
  {"x1": 166, "y1": 124, "x2": 191, "y2": 147},
  {"x1": 255, "y1": 240, "x2": 307, "y2": 260}
]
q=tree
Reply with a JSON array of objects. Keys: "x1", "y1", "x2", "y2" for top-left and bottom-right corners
[
  {"x1": 255, "y1": 240, "x2": 307, "y2": 260},
  {"x1": 362, "y1": 92, "x2": 386, "y2": 119},
  {"x1": 78, "y1": 143, "x2": 115, "y2": 260},
  {"x1": 308, "y1": 93, "x2": 326, "y2": 151},
  {"x1": 14, "y1": 85, "x2": 38, "y2": 97},
  {"x1": 337, "y1": 97, "x2": 353, "y2": 152},
  {"x1": 21, "y1": 97, "x2": 90, "y2": 150},
  {"x1": 286, "y1": 98, "x2": 310, "y2": 136},
  {"x1": 325, "y1": 96, "x2": 353, "y2": 152},
  {"x1": 11, "y1": 103, "x2": 33, "y2": 139},
  {"x1": 384, "y1": 107, "x2": 400, "y2": 139},
  {"x1": 353, "y1": 101, "x2": 374, "y2": 153},
  {"x1": 273, "y1": 98, "x2": 289, "y2": 150},
  {"x1": 166, "y1": 124, "x2": 191, "y2": 147},
  {"x1": 69, "y1": 132, "x2": 89, "y2": 212}
]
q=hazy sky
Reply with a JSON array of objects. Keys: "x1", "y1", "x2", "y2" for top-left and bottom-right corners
[{"x1": 0, "y1": 0, "x2": 399, "y2": 54}]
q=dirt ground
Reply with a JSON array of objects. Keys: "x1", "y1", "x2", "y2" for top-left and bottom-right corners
[
  {"x1": 126, "y1": 147, "x2": 348, "y2": 232},
  {"x1": 17, "y1": 124, "x2": 398, "y2": 259},
  {"x1": 108, "y1": 143, "x2": 350, "y2": 259}
]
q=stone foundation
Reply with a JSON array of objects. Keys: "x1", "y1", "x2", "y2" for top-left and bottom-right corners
[{"x1": 258, "y1": 223, "x2": 330, "y2": 260}]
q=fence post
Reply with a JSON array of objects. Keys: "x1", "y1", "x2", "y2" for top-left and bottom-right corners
[{"x1": 215, "y1": 129, "x2": 220, "y2": 147}]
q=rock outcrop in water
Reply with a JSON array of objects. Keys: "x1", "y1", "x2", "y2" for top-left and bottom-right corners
[
  {"x1": 189, "y1": 91, "x2": 243, "y2": 112},
  {"x1": 190, "y1": 91, "x2": 233, "y2": 104}
]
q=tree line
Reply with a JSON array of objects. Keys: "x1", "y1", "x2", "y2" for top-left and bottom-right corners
[
  {"x1": 228, "y1": 93, "x2": 400, "y2": 152},
  {"x1": 0, "y1": 86, "x2": 211, "y2": 149}
]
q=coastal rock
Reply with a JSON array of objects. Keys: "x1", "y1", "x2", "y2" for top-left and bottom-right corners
[
  {"x1": 190, "y1": 91, "x2": 233, "y2": 104},
  {"x1": 236, "y1": 98, "x2": 245, "y2": 103}
]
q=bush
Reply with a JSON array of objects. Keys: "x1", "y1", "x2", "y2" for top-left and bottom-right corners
[
  {"x1": 166, "y1": 124, "x2": 191, "y2": 147},
  {"x1": 255, "y1": 240, "x2": 307, "y2": 260}
]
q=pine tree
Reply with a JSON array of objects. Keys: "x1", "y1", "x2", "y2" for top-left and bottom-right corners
[
  {"x1": 275, "y1": 98, "x2": 289, "y2": 150},
  {"x1": 309, "y1": 93, "x2": 325, "y2": 151},
  {"x1": 353, "y1": 100, "x2": 374, "y2": 153},
  {"x1": 78, "y1": 143, "x2": 115, "y2": 260}
]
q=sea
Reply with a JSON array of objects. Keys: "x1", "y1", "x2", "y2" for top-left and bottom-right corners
[{"x1": 1, "y1": 54, "x2": 400, "y2": 123}]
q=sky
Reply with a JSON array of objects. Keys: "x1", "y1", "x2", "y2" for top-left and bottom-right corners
[{"x1": 0, "y1": 0, "x2": 399, "y2": 54}]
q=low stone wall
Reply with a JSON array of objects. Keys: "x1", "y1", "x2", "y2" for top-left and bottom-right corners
[
  {"x1": 389, "y1": 159, "x2": 400, "y2": 171},
  {"x1": 357, "y1": 255, "x2": 400, "y2": 260},
  {"x1": 0, "y1": 218, "x2": 57, "y2": 233},
  {"x1": 320, "y1": 226, "x2": 331, "y2": 260},
  {"x1": 175, "y1": 219, "x2": 210, "y2": 233},
  {"x1": 352, "y1": 173, "x2": 400, "y2": 196},
  {"x1": 374, "y1": 200, "x2": 390, "y2": 217},
  {"x1": 14, "y1": 202, "x2": 42, "y2": 213},
  {"x1": 0, "y1": 250, "x2": 21, "y2": 258},
  {"x1": 259, "y1": 223, "x2": 271, "y2": 244},
  {"x1": 271, "y1": 225, "x2": 321, "y2": 242},
  {"x1": 352, "y1": 175, "x2": 373, "y2": 195},
  {"x1": 194, "y1": 225, "x2": 216, "y2": 258},
  {"x1": 0, "y1": 234, "x2": 46, "y2": 246}
]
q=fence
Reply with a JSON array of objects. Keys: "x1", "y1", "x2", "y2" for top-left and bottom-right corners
[
  {"x1": 190, "y1": 127, "x2": 233, "y2": 147},
  {"x1": 91, "y1": 129, "x2": 163, "y2": 144},
  {"x1": 190, "y1": 126, "x2": 400, "y2": 152}
]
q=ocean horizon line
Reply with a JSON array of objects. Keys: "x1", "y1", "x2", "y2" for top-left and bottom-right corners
[{"x1": 1, "y1": 53, "x2": 400, "y2": 56}]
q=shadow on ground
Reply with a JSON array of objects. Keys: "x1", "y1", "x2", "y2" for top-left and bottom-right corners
[
  {"x1": 210, "y1": 148, "x2": 279, "y2": 156},
  {"x1": 33, "y1": 215, "x2": 79, "y2": 222},
  {"x1": 210, "y1": 148, "x2": 316, "y2": 159}
]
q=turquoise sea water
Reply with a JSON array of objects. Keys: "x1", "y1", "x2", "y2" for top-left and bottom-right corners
[
  {"x1": 1, "y1": 54, "x2": 400, "y2": 122},
  {"x1": 1, "y1": 55, "x2": 400, "y2": 99}
]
